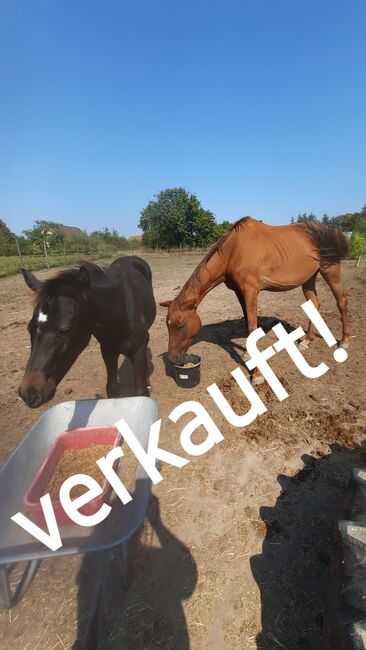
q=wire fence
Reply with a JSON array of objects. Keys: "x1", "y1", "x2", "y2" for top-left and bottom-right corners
[{"x1": 0, "y1": 244, "x2": 210, "y2": 278}]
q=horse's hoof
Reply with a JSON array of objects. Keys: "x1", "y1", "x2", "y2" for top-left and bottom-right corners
[
  {"x1": 299, "y1": 339, "x2": 310, "y2": 349},
  {"x1": 339, "y1": 341, "x2": 350, "y2": 350},
  {"x1": 252, "y1": 374, "x2": 265, "y2": 386}
]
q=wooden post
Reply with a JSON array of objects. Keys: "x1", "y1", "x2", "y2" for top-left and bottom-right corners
[
  {"x1": 14, "y1": 237, "x2": 24, "y2": 268},
  {"x1": 43, "y1": 238, "x2": 50, "y2": 268}
]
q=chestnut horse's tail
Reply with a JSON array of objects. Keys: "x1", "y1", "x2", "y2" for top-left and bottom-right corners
[{"x1": 303, "y1": 222, "x2": 350, "y2": 267}]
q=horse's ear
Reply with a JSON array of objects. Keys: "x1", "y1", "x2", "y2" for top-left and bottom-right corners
[
  {"x1": 159, "y1": 300, "x2": 172, "y2": 308},
  {"x1": 21, "y1": 269, "x2": 42, "y2": 292},
  {"x1": 73, "y1": 266, "x2": 91, "y2": 295}
]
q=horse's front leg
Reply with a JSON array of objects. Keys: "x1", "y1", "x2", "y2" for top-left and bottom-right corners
[
  {"x1": 129, "y1": 339, "x2": 150, "y2": 397},
  {"x1": 234, "y1": 287, "x2": 248, "y2": 330},
  {"x1": 243, "y1": 288, "x2": 264, "y2": 385},
  {"x1": 100, "y1": 344, "x2": 120, "y2": 398}
]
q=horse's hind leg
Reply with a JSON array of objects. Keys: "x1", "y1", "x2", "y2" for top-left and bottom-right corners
[
  {"x1": 301, "y1": 271, "x2": 320, "y2": 347},
  {"x1": 320, "y1": 263, "x2": 350, "y2": 348},
  {"x1": 234, "y1": 287, "x2": 248, "y2": 329}
]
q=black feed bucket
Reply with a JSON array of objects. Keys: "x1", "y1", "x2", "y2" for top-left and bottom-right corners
[{"x1": 173, "y1": 354, "x2": 201, "y2": 388}]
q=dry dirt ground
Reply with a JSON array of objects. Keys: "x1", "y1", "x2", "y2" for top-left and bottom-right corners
[{"x1": 0, "y1": 255, "x2": 365, "y2": 650}]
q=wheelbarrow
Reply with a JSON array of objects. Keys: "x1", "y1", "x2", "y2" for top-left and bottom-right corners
[{"x1": 0, "y1": 396, "x2": 158, "y2": 648}]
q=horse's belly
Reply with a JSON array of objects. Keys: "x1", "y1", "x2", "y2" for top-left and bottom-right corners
[
  {"x1": 261, "y1": 264, "x2": 318, "y2": 291},
  {"x1": 263, "y1": 280, "x2": 299, "y2": 292}
]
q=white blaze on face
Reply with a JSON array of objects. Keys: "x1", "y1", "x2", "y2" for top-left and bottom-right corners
[{"x1": 38, "y1": 310, "x2": 48, "y2": 324}]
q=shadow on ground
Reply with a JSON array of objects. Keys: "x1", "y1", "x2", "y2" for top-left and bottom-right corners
[
  {"x1": 191, "y1": 315, "x2": 295, "y2": 366},
  {"x1": 73, "y1": 494, "x2": 197, "y2": 649},
  {"x1": 251, "y1": 440, "x2": 366, "y2": 650}
]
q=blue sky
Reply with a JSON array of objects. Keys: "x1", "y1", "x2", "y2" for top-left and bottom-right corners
[{"x1": 0, "y1": 0, "x2": 365, "y2": 236}]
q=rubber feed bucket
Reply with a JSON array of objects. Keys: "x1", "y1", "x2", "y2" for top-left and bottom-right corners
[{"x1": 174, "y1": 354, "x2": 201, "y2": 388}]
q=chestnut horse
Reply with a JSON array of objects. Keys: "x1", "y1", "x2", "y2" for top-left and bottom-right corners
[
  {"x1": 19, "y1": 256, "x2": 156, "y2": 407},
  {"x1": 160, "y1": 217, "x2": 350, "y2": 383}
]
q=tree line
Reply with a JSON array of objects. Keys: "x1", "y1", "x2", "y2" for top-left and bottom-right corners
[
  {"x1": 0, "y1": 220, "x2": 141, "y2": 257},
  {"x1": 290, "y1": 206, "x2": 366, "y2": 259},
  {"x1": 1, "y1": 189, "x2": 365, "y2": 259}
]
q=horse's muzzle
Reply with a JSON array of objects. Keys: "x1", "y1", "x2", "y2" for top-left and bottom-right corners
[
  {"x1": 18, "y1": 374, "x2": 56, "y2": 409},
  {"x1": 18, "y1": 386, "x2": 43, "y2": 408},
  {"x1": 168, "y1": 351, "x2": 187, "y2": 366}
]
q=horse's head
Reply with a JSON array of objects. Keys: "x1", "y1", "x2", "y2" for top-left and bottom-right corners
[
  {"x1": 19, "y1": 267, "x2": 92, "y2": 408},
  {"x1": 160, "y1": 299, "x2": 201, "y2": 365}
]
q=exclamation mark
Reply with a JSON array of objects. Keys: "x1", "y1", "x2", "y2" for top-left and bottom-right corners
[{"x1": 301, "y1": 300, "x2": 348, "y2": 363}]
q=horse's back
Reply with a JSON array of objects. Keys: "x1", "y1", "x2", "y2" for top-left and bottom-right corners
[
  {"x1": 108, "y1": 255, "x2": 156, "y2": 327},
  {"x1": 109, "y1": 255, "x2": 152, "y2": 282},
  {"x1": 227, "y1": 219, "x2": 319, "y2": 290}
]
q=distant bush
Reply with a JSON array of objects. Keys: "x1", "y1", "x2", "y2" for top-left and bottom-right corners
[{"x1": 349, "y1": 231, "x2": 366, "y2": 259}]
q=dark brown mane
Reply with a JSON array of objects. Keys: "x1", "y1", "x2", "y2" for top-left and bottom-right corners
[
  {"x1": 36, "y1": 261, "x2": 105, "y2": 303},
  {"x1": 228, "y1": 215, "x2": 254, "y2": 232}
]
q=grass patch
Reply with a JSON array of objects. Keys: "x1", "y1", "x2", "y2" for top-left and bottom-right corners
[{"x1": 0, "y1": 253, "x2": 115, "y2": 278}]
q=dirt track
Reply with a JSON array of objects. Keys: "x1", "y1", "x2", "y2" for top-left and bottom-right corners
[{"x1": 0, "y1": 256, "x2": 365, "y2": 649}]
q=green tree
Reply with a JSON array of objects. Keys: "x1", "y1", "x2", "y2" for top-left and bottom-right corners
[
  {"x1": 296, "y1": 212, "x2": 318, "y2": 222},
  {"x1": 22, "y1": 220, "x2": 65, "y2": 254},
  {"x1": 215, "y1": 220, "x2": 231, "y2": 238},
  {"x1": 89, "y1": 227, "x2": 128, "y2": 252},
  {"x1": 0, "y1": 219, "x2": 16, "y2": 255},
  {"x1": 355, "y1": 215, "x2": 366, "y2": 235},
  {"x1": 139, "y1": 188, "x2": 218, "y2": 249},
  {"x1": 65, "y1": 229, "x2": 89, "y2": 253}
]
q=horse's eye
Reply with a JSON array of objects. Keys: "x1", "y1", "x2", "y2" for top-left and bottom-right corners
[{"x1": 177, "y1": 323, "x2": 185, "y2": 330}]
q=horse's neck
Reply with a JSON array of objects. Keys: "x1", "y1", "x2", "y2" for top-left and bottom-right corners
[
  {"x1": 88, "y1": 281, "x2": 117, "y2": 319},
  {"x1": 177, "y1": 250, "x2": 226, "y2": 309}
]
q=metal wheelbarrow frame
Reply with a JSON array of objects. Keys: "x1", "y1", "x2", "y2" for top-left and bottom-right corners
[{"x1": 0, "y1": 396, "x2": 158, "y2": 647}]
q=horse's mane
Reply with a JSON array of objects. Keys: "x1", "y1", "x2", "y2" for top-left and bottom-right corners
[
  {"x1": 180, "y1": 216, "x2": 252, "y2": 296},
  {"x1": 302, "y1": 221, "x2": 349, "y2": 266},
  {"x1": 37, "y1": 261, "x2": 106, "y2": 303}
]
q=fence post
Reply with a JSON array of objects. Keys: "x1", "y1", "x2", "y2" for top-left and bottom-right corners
[
  {"x1": 42, "y1": 238, "x2": 50, "y2": 269},
  {"x1": 14, "y1": 237, "x2": 24, "y2": 269}
]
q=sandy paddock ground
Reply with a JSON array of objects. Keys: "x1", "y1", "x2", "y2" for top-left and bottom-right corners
[{"x1": 0, "y1": 255, "x2": 365, "y2": 650}]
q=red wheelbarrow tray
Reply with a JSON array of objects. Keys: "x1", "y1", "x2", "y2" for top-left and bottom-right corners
[
  {"x1": 24, "y1": 424, "x2": 122, "y2": 527},
  {"x1": 0, "y1": 397, "x2": 158, "y2": 601}
]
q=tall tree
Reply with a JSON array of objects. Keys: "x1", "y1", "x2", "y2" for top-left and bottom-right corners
[{"x1": 139, "y1": 187, "x2": 218, "y2": 249}]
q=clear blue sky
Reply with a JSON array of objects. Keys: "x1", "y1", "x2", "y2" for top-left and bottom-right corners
[{"x1": 1, "y1": 0, "x2": 365, "y2": 236}]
